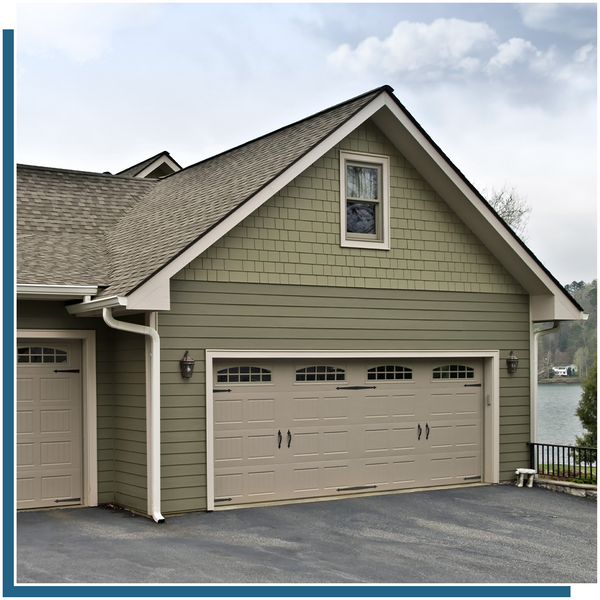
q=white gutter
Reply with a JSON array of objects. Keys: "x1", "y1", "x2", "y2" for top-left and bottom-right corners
[
  {"x1": 531, "y1": 321, "x2": 561, "y2": 443},
  {"x1": 102, "y1": 307, "x2": 165, "y2": 523},
  {"x1": 17, "y1": 284, "x2": 99, "y2": 298},
  {"x1": 66, "y1": 295, "x2": 127, "y2": 315}
]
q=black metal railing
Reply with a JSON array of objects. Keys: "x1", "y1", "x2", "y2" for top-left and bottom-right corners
[{"x1": 529, "y1": 442, "x2": 597, "y2": 483}]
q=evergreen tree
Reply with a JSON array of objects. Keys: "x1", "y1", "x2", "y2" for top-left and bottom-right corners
[{"x1": 575, "y1": 364, "x2": 597, "y2": 448}]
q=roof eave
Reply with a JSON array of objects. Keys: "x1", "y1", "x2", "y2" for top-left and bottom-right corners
[{"x1": 17, "y1": 284, "x2": 99, "y2": 301}]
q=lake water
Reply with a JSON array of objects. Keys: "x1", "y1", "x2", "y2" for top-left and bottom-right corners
[{"x1": 536, "y1": 383, "x2": 584, "y2": 446}]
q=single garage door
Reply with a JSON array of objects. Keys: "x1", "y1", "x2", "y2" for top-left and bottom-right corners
[
  {"x1": 16, "y1": 340, "x2": 83, "y2": 509},
  {"x1": 213, "y1": 358, "x2": 483, "y2": 507}
]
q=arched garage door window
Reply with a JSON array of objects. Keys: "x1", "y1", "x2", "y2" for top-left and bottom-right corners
[
  {"x1": 216, "y1": 366, "x2": 272, "y2": 384},
  {"x1": 432, "y1": 365, "x2": 475, "y2": 379},
  {"x1": 296, "y1": 366, "x2": 345, "y2": 382},
  {"x1": 17, "y1": 346, "x2": 68, "y2": 364},
  {"x1": 367, "y1": 365, "x2": 412, "y2": 380}
]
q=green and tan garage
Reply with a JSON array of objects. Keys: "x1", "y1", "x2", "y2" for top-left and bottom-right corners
[{"x1": 16, "y1": 86, "x2": 585, "y2": 520}]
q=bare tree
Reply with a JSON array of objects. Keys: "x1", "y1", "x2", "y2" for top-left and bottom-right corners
[{"x1": 483, "y1": 184, "x2": 532, "y2": 242}]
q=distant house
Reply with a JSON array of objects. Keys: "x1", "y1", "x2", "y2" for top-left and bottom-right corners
[
  {"x1": 16, "y1": 86, "x2": 586, "y2": 521},
  {"x1": 552, "y1": 365, "x2": 577, "y2": 377}
]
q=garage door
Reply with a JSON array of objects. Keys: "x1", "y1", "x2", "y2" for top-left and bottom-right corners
[
  {"x1": 213, "y1": 358, "x2": 483, "y2": 507},
  {"x1": 16, "y1": 340, "x2": 82, "y2": 509}
]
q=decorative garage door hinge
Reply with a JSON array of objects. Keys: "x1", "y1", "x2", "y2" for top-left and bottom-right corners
[
  {"x1": 335, "y1": 386, "x2": 377, "y2": 390},
  {"x1": 214, "y1": 497, "x2": 232, "y2": 503},
  {"x1": 463, "y1": 476, "x2": 482, "y2": 480},
  {"x1": 213, "y1": 389, "x2": 232, "y2": 393},
  {"x1": 463, "y1": 383, "x2": 482, "y2": 387},
  {"x1": 53, "y1": 369, "x2": 80, "y2": 373},
  {"x1": 54, "y1": 498, "x2": 80, "y2": 503}
]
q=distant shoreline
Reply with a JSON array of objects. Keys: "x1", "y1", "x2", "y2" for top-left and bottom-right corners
[{"x1": 538, "y1": 378, "x2": 582, "y2": 385}]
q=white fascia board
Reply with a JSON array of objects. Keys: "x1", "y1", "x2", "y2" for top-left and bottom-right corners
[
  {"x1": 17, "y1": 284, "x2": 99, "y2": 299},
  {"x1": 129, "y1": 95, "x2": 388, "y2": 309},
  {"x1": 66, "y1": 295, "x2": 127, "y2": 315},
  {"x1": 375, "y1": 98, "x2": 582, "y2": 321}
]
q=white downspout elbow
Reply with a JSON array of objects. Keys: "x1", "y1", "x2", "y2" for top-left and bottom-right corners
[{"x1": 102, "y1": 307, "x2": 165, "y2": 523}]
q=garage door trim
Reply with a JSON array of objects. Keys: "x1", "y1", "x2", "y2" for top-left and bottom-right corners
[{"x1": 206, "y1": 350, "x2": 500, "y2": 510}]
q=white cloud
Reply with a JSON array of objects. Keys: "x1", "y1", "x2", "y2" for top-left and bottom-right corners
[
  {"x1": 486, "y1": 38, "x2": 538, "y2": 70},
  {"x1": 518, "y1": 3, "x2": 597, "y2": 40},
  {"x1": 574, "y1": 43, "x2": 595, "y2": 64},
  {"x1": 328, "y1": 18, "x2": 496, "y2": 80},
  {"x1": 17, "y1": 3, "x2": 162, "y2": 63}
]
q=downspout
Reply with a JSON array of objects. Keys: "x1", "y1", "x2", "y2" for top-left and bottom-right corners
[
  {"x1": 531, "y1": 321, "x2": 560, "y2": 443},
  {"x1": 102, "y1": 307, "x2": 165, "y2": 523}
]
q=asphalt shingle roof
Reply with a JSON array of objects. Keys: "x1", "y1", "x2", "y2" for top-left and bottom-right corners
[
  {"x1": 17, "y1": 87, "x2": 386, "y2": 295},
  {"x1": 17, "y1": 165, "x2": 156, "y2": 286}
]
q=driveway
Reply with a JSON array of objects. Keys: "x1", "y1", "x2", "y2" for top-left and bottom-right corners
[{"x1": 16, "y1": 485, "x2": 597, "y2": 585}]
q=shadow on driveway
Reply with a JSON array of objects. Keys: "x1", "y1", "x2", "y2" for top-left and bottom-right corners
[{"x1": 17, "y1": 485, "x2": 597, "y2": 584}]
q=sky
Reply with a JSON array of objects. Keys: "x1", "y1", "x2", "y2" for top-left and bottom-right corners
[{"x1": 4, "y1": 1, "x2": 598, "y2": 286}]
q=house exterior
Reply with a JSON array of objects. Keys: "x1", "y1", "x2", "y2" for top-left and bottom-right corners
[
  {"x1": 552, "y1": 365, "x2": 577, "y2": 377},
  {"x1": 16, "y1": 86, "x2": 586, "y2": 521}
]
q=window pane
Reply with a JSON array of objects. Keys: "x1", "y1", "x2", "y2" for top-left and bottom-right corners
[
  {"x1": 347, "y1": 166, "x2": 378, "y2": 199},
  {"x1": 347, "y1": 202, "x2": 376, "y2": 234}
]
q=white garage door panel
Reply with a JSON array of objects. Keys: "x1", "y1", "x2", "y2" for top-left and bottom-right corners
[{"x1": 213, "y1": 358, "x2": 483, "y2": 507}]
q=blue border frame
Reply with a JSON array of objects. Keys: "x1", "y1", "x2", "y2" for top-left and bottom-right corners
[
  {"x1": 0, "y1": 27, "x2": 572, "y2": 600},
  {"x1": 3, "y1": 26, "x2": 17, "y2": 597}
]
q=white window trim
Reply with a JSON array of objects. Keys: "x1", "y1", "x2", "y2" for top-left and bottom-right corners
[{"x1": 340, "y1": 150, "x2": 390, "y2": 250}]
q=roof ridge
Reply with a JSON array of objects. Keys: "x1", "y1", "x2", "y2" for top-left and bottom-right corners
[
  {"x1": 17, "y1": 163, "x2": 157, "y2": 185},
  {"x1": 160, "y1": 85, "x2": 393, "y2": 180}
]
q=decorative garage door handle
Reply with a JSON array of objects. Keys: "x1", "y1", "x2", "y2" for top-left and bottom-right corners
[
  {"x1": 418, "y1": 424, "x2": 422, "y2": 440},
  {"x1": 287, "y1": 430, "x2": 292, "y2": 448},
  {"x1": 278, "y1": 430, "x2": 282, "y2": 449},
  {"x1": 426, "y1": 423, "x2": 430, "y2": 440},
  {"x1": 335, "y1": 386, "x2": 377, "y2": 390}
]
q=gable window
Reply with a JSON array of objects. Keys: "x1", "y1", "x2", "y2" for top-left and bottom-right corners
[{"x1": 340, "y1": 151, "x2": 390, "y2": 250}]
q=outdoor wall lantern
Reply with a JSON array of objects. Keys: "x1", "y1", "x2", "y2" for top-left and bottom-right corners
[
  {"x1": 180, "y1": 351, "x2": 195, "y2": 379},
  {"x1": 506, "y1": 351, "x2": 519, "y2": 374}
]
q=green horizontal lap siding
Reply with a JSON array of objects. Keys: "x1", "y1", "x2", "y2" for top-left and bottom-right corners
[
  {"x1": 111, "y1": 321, "x2": 148, "y2": 513},
  {"x1": 174, "y1": 119, "x2": 524, "y2": 297},
  {"x1": 16, "y1": 301, "x2": 116, "y2": 504},
  {"x1": 159, "y1": 281, "x2": 531, "y2": 512}
]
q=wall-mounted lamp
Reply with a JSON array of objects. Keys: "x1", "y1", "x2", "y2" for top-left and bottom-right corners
[
  {"x1": 180, "y1": 351, "x2": 195, "y2": 379},
  {"x1": 506, "y1": 351, "x2": 519, "y2": 374}
]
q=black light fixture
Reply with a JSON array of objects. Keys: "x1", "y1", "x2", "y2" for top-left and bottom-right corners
[
  {"x1": 180, "y1": 351, "x2": 195, "y2": 379},
  {"x1": 506, "y1": 351, "x2": 519, "y2": 374}
]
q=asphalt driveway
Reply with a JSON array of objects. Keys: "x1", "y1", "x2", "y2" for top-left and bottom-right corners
[{"x1": 16, "y1": 484, "x2": 597, "y2": 585}]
